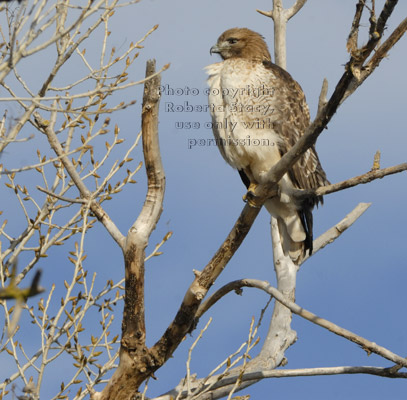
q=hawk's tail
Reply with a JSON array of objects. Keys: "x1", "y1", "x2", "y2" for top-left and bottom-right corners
[
  {"x1": 265, "y1": 199, "x2": 312, "y2": 265},
  {"x1": 238, "y1": 169, "x2": 315, "y2": 264}
]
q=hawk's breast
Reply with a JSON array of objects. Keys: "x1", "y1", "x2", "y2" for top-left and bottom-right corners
[{"x1": 205, "y1": 59, "x2": 283, "y2": 182}]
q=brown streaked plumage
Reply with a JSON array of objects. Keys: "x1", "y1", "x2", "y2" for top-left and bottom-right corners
[{"x1": 206, "y1": 28, "x2": 329, "y2": 263}]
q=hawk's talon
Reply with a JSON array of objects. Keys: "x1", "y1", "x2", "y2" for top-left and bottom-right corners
[{"x1": 243, "y1": 193, "x2": 261, "y2": 208}]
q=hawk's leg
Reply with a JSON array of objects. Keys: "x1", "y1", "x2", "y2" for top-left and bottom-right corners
[{"x1": 288, "y1": 188, "x2": 320, "y2": 210}]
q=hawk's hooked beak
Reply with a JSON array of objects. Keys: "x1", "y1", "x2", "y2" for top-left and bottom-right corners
[{"x1": 210, "y1": 44, "x2": 221, "y2": 55}]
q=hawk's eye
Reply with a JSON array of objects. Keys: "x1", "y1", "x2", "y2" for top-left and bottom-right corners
[{"x1": 227, "y1": 38, "x2": 238, "y2": 44}]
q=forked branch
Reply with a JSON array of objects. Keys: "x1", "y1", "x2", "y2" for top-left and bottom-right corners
[{"x1": 96, "y1": 59, "x2": 166, "y2": 399}]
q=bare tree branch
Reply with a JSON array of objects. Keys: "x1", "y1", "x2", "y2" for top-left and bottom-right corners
[
  {"x1": 162, "y1": 364, "x2": 407, "y2": 400},
  {"x1": 347, "y1": 0, "x2": 365, "y2": 54},
  {"x1": 256, "y1": 0, "x2": 307, "y2": 67},
  {"x1": 236, "y1": 280, "x2": 407, "y2": 368},
  {"x1": 156, "y1": 317, "x2": 406, "y2": 400},
  {"x1": 198, "y1": 365, "x2": 407, "y2": 392},
  {"x1": 242, "y1": 365, "x2": 407, "y2": 379},
  {"x1": 149, "y1": 203, "x2": 262, "y2": 368},
  {"x1": 96, "y1": 59, "x2": 166, "y2": 400},
  {"x1": 173, "y1": 277, "x2": 407, "y2": 400},
  {"x1": 317, "y1": 78, "x2": 328, "y2": 116},
  {"x1": 251, "y1": 161, "x2": 405, "y2": 222},
  {"x1": 33, "y1": 112, "x2": 126, "y2": 250},
  {"x1": 258, "y1": 217, "x2": 297, "y2": 364},
  {"x1": 265, "y1": 0, "x2": 287, "y2": 68},
  {"x1": 315, "y1": 163, "x2": 407, "y2": 197},
  {"x1": 303, "y1": 202, "x2": 371, "y2": 261},
  {"x1": 123, "y1": 58, "x2": 165, "y2": 353},
  {"x1": 343, "y1": 16, "x2": 407, "y2": 102},
  {"x1": 0, "y1": 145, "x2": 86, "y2": 175},
  {"x1": 285, "y1": 0, "x2": 308, "y2": 20}
]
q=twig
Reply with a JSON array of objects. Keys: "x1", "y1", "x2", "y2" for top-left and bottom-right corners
[
  {"x1": 0, "y1": 64, "x2": 170, "y2": 103},
  {"x1": 37, "y1": 186, "x2": 86, "y2": 204},
  {"x1": 226, "y1": 318, "x2": 256, "y2": 400},
  {"x1": 0, "y1": 145, "x2": 86, "y2": 175},
  {"x1": 145, "y1": 231, "x2": 173, "y2": 261},
  {"x1": 186, "y1": 318, "x2": 212, "y2": 397},
  {"x1": 372, "y1": 150, "x2": 381, "y2": 170},
  {"x1": 186, "y1": 338, "x2": 248, "y2": 399},
  {"x1": 317, "y1": 78, "x2": 328, "y2": 117},
  {"x1": 315, "y1": 163, "x2": 407, "y2": 197}
]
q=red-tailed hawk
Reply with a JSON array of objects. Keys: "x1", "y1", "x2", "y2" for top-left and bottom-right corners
[{"x1": 205, "y1": 27, "x2": 329, "y2": 263}]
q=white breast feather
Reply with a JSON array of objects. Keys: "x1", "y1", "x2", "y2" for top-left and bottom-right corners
[{"x1": 205, "y1": 60, "x2": 283, "y2": 184}]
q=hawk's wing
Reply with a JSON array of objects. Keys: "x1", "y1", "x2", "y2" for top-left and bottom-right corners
[
  {"x1": 262, "y1": 61, "x2": 329, "y2": 200},
  {"x1": 205, "y1": 62, "x2": 229, "y2": 163}
]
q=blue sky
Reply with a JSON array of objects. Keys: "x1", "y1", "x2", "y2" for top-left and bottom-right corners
[{"x1": 1, "y1": 0, "x2": 407, "y2": 399}]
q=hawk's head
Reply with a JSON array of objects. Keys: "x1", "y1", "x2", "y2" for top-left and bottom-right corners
[{"x1": 210, "y1": 27, "x2": 271, "y2": 62}]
